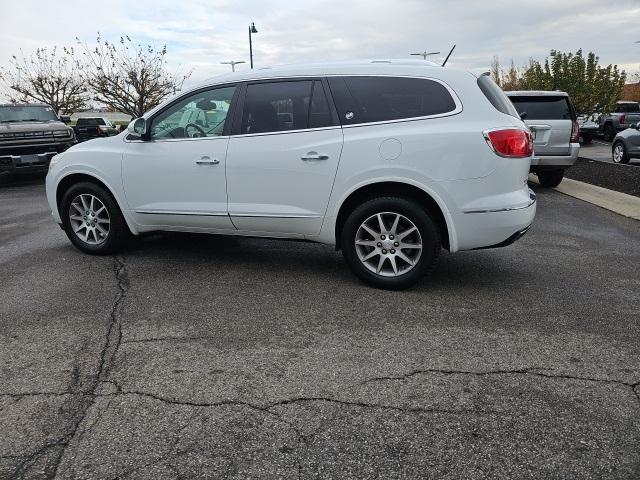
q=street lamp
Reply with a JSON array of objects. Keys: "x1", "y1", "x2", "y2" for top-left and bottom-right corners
[
  {"x1": 411, "y1": 50, "x2": 440, "y2": 60},
  {"x1": 221, "y1": 60, "x2": 246, "y2": 72},
  {"x1": 249, "y1": 22, "x2": 258, "y2": 69}
]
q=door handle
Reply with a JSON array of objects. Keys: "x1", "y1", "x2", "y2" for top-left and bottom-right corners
[
  {"x1": 301, "y1": 151, "x2": 329, "y2": 161},
  {"x1": 196, "y1": 156, "x2": 219, "y2": 165}
]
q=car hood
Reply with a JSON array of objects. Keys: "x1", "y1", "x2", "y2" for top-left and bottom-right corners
[{"x1": 0, "y1": 120, "x2": 70, "y2": 133}]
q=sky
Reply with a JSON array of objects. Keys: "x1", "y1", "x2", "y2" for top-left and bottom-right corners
[{"x1": 1, "y1": 0, "x2": 639, "y2": 96}]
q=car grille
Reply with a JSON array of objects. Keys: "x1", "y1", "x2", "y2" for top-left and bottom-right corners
[{"x1": 0, "y1": 130, "x2": 72, "y2": 142}]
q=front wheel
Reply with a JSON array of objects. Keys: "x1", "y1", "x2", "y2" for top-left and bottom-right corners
[
  {"x1": 341, "y1": 197, "x2": 441, "y2": 290},
  {"x1": 60, "y1": 182, "x2": 130, "y2": 255},
  {"x1": 612, "y1": 142, "x2": 630, "y2": 164},
  {"x1": 537, "y1": 170, "x2": 564, "y2": 188},
  {"x1": 603, "y1": 124, "x2": 615, "y2": 142}
]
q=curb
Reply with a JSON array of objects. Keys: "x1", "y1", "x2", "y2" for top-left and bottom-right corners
[{"x1": 528, "y1": 174, "x2": 640, "y2": 221}]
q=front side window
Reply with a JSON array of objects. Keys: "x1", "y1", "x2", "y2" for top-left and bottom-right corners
[
  {"x1": 241, "y1": 80, "x2": 333, "y2": 134},
  {"x1": 150, "y1": 85, "x2": 236, "y2": 140},
  {"x1": 328, "y1": 76, "x2": 457, "y2": 125}
]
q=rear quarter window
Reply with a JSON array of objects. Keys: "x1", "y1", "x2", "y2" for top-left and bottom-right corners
[
  {"x1": 328, "y1": 76, "x2": 457, "y2": 124},
  {"x1": 508, "y1": 96, "x2": 575, "y2": 121}
]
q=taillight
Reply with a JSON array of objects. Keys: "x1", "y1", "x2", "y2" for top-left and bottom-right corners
[
  {"x1": 571, "y1": 119, "x2": 580, "y2": 142},
  {"x1": 619, "y1": 114, "x2": 626, "y2": 125},
  {"x1": 484, "y1": 128, "x2": 533, "y2": 158}
]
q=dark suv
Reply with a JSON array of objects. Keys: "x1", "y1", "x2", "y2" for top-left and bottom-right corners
[
  {"x1": 0, "y1": 103, "x2": 76, "y2": 180},
  {"x1": 74, "y1": 117, "x2": 119, "y2": 142}
]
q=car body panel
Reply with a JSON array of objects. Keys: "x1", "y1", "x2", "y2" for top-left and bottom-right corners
[{"x1": 613, "y1": 127, "x2": 640, "y2": 158}]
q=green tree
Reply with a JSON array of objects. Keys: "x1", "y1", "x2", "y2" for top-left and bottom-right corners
[{"x1": 518, "y1": 49, "x2": 626, "y2": 112}]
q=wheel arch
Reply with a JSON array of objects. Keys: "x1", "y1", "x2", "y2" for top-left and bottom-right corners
[
  {"x1": 334, "y1": 181, "x2": 453, "y2": 252},
  {"x1": 56, "y1": 172, "x2": 137, "y2": 235}
]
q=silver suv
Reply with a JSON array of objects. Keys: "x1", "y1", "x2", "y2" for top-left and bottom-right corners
[{"x1": 506, "y1": 91, "x2": 579, "y2": 187}]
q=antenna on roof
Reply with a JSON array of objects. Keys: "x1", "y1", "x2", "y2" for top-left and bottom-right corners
[{"x1": 442, "y1": 44, "x2": 456, "y2": 67}]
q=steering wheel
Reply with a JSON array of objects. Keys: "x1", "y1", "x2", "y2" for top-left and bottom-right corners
[{"x1": 184, "y1": 123, "x2": 207, "y2": 138}]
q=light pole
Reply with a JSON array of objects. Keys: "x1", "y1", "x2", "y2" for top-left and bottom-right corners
[
  {"x1": 249, "y1": 22, "x2": 258, "y2": 69},
  {"x1": 411, "y1": 50, "x2": 440, "y2": 60},
  {"x1": 221, "y1": 60, "x2": 246, "y2": 72}
]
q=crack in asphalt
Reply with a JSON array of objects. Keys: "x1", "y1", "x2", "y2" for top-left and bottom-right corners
[
  {"x1": 9, "y1": 255, "x2": 129, "y2": 480},
  {"x1": 360, "y1": 367, "x2": 640, "y2": 403}
]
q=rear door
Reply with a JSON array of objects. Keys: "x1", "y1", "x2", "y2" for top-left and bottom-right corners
[
  {"x1": 226, "y1": 79, "x2": 343, "y2": 236},
  {"x1": 509, "y1": 95, "x2": 573, "y2": 156}
]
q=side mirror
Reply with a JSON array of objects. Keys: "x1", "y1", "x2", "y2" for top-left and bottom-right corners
[
  {"x1": 519, "y1": 111, "x2": 528, "y2": 121},
  {"x1": 60, "y1": 115, "x2": 71, "y2": 124},
  {"x1": 127, "y1": 118, "x2": 148, "y2": 138}
]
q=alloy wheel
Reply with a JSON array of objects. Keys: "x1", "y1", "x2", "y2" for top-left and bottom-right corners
[
  {"x1": 68, "y1": 194, "x2": 111, "y2": 245},
  {"x1": 354, "y1": 211, "x2": 422, "y2": 277},
  {"x1": 613, "y1": 144, "x2": 624, "y2": 163}
]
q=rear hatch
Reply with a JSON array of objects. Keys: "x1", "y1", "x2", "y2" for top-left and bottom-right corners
[{"x1": 508, "y1": 95, "x2": 573, "y2": 156}]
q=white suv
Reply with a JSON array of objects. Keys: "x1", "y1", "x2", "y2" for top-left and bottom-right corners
[{"x1": 46, "y1": 60, "x2": 535, "y2": 289}]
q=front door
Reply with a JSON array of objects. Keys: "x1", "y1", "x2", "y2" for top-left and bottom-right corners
[
  {"x1": 226, "y1": 80, "x2": 343, "y2": 236},
  {"x1": 122, "y1": 85, "x2": 237, "y2": 231}
]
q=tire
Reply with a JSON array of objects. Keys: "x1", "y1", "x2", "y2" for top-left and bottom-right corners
[
  {"x1": 581, "y1": 134, "x2": 592, "y2": 145},
  {"x1": 537, "y1": 170, "x2": 564, "y2": 188},
  {"x1": 612, "y1": 142, "x2": 630, "y2": 164},
  {"x1": 60, "y1": 181, "x2": 130, "y2": 255},
  {"x1": 603, "y1": 124, "x2": 615, "y2": 142},
  {"x1": 341, "y1": 197, "x2": 441, "y2": 290}
]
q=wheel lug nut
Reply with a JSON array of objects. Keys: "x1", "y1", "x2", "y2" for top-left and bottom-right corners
[
  {"x1": 394, "y1": 242, "x2": 399, "y2": 247},
  {"x1": 389, "y1": 235, "x2": 394, "y2": 240},
  {"x1": 377, "y1": 242, "x2": 382, "y2": 247},
  {"x1": 380, "y1": 235, "x2": 386, "y2": 240},
  {"x1": 382, "y1": 249, "x2": 387, "y2": 254},
  {"x1": 390, "y1": 249, "x2": 396, "y2": 254}
]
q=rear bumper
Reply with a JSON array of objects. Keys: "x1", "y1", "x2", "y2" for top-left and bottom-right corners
[
  {"x1": 455, "y1": 189, "x2": 536, "y2": 251},
  {"x1": 530, "y1": 143, "x2": 579, "y2": 169}
]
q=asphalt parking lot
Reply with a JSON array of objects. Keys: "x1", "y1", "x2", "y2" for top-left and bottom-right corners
[{"x1": 1, "y1": 177, "x2": 639, "y2": 479}]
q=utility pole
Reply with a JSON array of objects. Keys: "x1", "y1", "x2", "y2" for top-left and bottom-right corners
[
  {"x1": 411, "y1": 50, "x2": 440, "y2": 60},
  {"x1": 220, "y1": 60, "x2": 246, "y2": 72},
  {"x1": 249, "y1": 22, "x2": 258, "y2": 69}
]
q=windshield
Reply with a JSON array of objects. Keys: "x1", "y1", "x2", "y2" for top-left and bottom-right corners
[{"x1": 0, "y1": 105, "x2": 59, "y2": 123}]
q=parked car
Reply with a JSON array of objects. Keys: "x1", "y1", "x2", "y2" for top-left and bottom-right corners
[
  {"x1": 73, "y1": 117, "x2": 119, "y2": 142},
  {"x1": 577, "y1": 112, "x2": 599, "y2": 144},
  {"x1": 598, "y1": 101, "x2": 640, "y2": 141},
  {"x1": 612, "y1": 123, "x2": 640, "y2": 164},
  {"x1": 0, "y1": 103, "x2": 75, "y2": 181},
  {"x1": 506, "y1": 91, "x2": 579, "y2": 187},
  {"x1": 46, "y1": 60, "x2": 536, "y2": 289}
]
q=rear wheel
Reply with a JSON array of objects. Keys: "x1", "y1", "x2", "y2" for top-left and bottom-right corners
[
  {"x1": 581, "y1": 134, "x2": 593, "y2": 145},
  {"x1": 341, "y1": 197, "x2": 441, "y2": 290},
  {"x1": 60, "y1": 182, "x2": 130, "y2": 255},
  {"x1": 612, "y1": 142, "x2": 630, "y2": 164},
  {"x1": 537, "y1": 169, "x2": 564, "y2": 188}
]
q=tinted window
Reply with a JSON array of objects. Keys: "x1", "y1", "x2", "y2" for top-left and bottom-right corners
[
  {"x1": 242, "y1": 81, "x2": 317, "y2": 134},
  {"x1": 509, "y1": 96, "x2": 574, "y2": 120},
  {"x1": 477, "y1": 75, "x2": 519, "y2": 118},
  {"x1": 616, "y1": 103, "x2": 640, "y2": 113},
  {"x1": 328, "y1": 76, "x2": 456, "y2": 124},
  {"x1": 308, "y1": 81, "x2": 332, "y2": 128},
  {"x1": 150, "y1": 85, "x2": 236, "y2": 139}
]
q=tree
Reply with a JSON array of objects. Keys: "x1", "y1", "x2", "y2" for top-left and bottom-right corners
[
  {"x1": 78, "y1": 34, "x2": 191, "y2": 118},
  {"x1": 0, "y1": 46, "x2": 88, "y2": 114},
  {"x1": 518, "y1": 49, "x2": 626, "y2": 112}
]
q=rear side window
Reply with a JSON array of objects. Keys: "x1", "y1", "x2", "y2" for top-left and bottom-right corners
[
  {"x1": 477, "y1": 75, "x2": 519, "y2": 118},
  {"x1": 328, "y1": 76, "x2": 457, "y2": 124},
  {"x1": 241, "y1": 80, "x2": 333, "y2": 134},
  {"x1": 509, "y1": 96, "x2": 575, "y2": 120}
]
